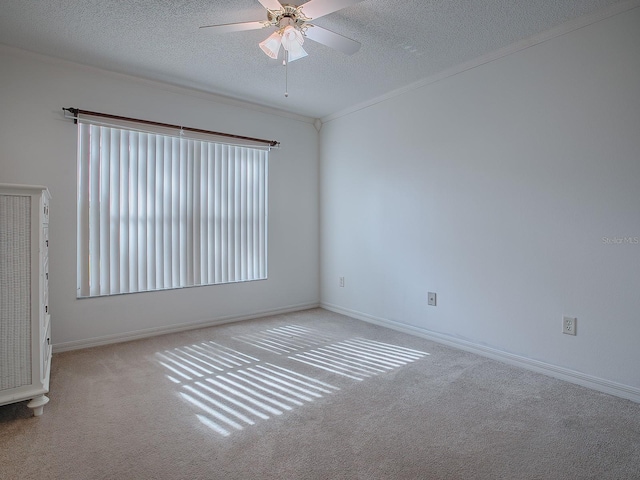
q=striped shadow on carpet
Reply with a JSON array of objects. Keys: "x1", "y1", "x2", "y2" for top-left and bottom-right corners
[{"x1": 155, "y1": 324, "x2": 429, "y2": 436}]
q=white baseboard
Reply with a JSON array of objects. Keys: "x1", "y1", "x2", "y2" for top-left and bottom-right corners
[
  {"x1": 53, "y1": 302, "x2": 320, "y2": 353},
  {"x1": 321, "y1": 302, "x2": 640, "y2": 404}
]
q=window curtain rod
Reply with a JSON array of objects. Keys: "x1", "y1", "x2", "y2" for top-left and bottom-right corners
[{"x1": 62, "y1": 107, "x2": 280, "y2": 148}]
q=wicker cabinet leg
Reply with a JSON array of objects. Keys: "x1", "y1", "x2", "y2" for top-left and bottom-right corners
[{"x1": 27, "y1": 395, "x2": 50, "y2": 416}]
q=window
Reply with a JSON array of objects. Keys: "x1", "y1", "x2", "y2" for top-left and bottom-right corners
[{"x1": 77, "y1": 122, "x2": 268, "y2": 297}]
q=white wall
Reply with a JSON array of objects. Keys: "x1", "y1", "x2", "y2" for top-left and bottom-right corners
[
  {"x1": 320, "y1": 9, "x2": 640, "y2": 399},
  {"x1": 0, "y1": 47, "x2": 319, "y2": 349}
]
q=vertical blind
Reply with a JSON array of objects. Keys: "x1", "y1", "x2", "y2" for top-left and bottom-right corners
[{"x1": 77, "y1": 122, "x2": 268, "y2": 297}]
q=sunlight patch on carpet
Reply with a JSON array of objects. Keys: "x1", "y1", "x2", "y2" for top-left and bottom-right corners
[
  {"x1": 289, "y1": 338, "x2": 429, "y2": 380},
  {"x1": 232, "y1": 324, "x2": 336, "y2": 354},
  {"x1": 155, "y1": 327, "x2": 428, "y2": 437},
  {"x1": 156, "y1": 339, "x2": 339, "y2": 437}
]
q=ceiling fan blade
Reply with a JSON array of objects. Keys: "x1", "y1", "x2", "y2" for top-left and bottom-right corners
[
  {"x1": 299, "y1": 0, "x2": 364, "y2": 20},
  {"x1": 258, "y1": 0, "x2": 284, "y2": 11},
  {"x1": 304, "y1": 25, "x2": 361, "y2": 55},
  {"x1": 199, "y1": 21, "x2": 267, "y2": 34}
]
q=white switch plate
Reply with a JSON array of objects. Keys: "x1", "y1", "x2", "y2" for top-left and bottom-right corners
[
  {"x1": 339, "y1": 276, "x2": 345, "y2": 288},
  {"x1": 428, "y1": 292, "x2": 437, "y2": 306}
]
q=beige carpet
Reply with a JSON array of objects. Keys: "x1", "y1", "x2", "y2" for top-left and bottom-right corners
[{"x1": 1, "y1": 308, "x2": 639, "y2": 479}]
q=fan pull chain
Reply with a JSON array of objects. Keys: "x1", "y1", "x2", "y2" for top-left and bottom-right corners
[{"x1": 283, "y1": 53, "x2": 289, "y2": 98}]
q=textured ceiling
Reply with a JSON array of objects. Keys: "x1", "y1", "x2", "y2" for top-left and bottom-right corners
[{"x1": 0, "y1": 0, "x2": 628, "y2": 119}]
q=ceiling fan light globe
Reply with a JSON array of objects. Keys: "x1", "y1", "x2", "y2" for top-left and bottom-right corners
[
  {"x1": 286, "y1": 43, "x2": 308, "y2": 62},
  {"x1": 281, "y1": 25, "x2": 304, "y2": 47},
  {"x1": 281, "y1": 25, "x2": 307, "y2": 61},
  {"x1": 259, "y1": 31, "x2": 282, "y2": 59}
]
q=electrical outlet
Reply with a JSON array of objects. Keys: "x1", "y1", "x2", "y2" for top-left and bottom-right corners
[
  {"x1": 428, "y1": 292, "x2": 437, "y2": 306},
  {"x1": 339, "y1": 276, "x2": 345, "y2": 288},
  {"x1": 563, "y1": 316, "x2": 577, "y2": 335}
]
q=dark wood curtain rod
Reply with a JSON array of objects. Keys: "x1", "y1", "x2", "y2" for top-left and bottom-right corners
[{"x1": 62, "y1": 108, "x2": 280, "y2": 148}]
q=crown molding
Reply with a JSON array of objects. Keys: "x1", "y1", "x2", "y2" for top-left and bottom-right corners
[
  {"x1": 322, "y1": 0, "x2": 640, "y2": 123},
  {"x1": 0, "y1": 43, "x2": 316, "y2": 125}
]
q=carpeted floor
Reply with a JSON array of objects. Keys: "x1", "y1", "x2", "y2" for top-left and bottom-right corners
[{"x1": 1, "y1": 308, "x2": 639, "y2": 479}]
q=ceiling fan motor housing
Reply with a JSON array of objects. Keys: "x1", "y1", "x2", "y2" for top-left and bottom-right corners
[{"x1": 266, "y1": 4, "x2": 311, "y2": 32}]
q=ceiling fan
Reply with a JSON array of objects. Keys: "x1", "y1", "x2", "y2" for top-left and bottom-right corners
[{"x1": 200, "y1": 0, "x2": 365, "y2": 62}]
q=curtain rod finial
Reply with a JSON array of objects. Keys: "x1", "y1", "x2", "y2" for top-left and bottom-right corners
[{"x1": 63, "y1": 107, "x2": 79, "y2": 123}]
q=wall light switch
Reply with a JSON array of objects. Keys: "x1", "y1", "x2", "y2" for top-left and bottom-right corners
[{"x1": 428, "y1": 292, "x2": 437, "y2": 306}]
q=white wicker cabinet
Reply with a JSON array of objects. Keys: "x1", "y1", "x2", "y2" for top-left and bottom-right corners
[{"x1": 0, "y1": 184, "x2": 51, "y2": 416}]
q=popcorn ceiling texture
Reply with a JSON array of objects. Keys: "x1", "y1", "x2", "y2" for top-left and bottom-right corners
[{"x1": 0, "y1": 0, "x2": 628, "y2": 118}]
